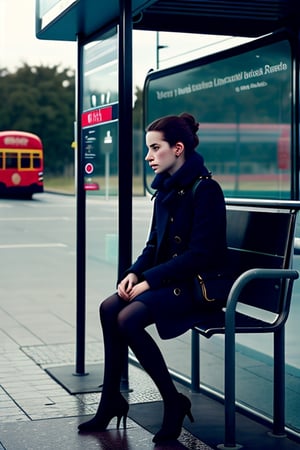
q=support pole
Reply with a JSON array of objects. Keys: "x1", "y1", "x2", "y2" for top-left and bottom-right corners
[
  {"x1": 75, "y1": 36, "x2": 87, "y2": 375},
  {"x1": 118, "y1": 0, "x2": 133, "y2": 387},
  {"x1": 272, "y1": 328, "x2": 286, "y2": 436}
]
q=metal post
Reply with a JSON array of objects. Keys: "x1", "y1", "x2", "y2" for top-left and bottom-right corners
[
  {"x1": 224, "y1": 306, "x2": 236, "y2": 448},
  {"x1": 118, "y1": 0, "x2": 133, "y2": 388},
  {"x1": 272, "y1": 328, "x2": 286, "y2": 436},
  {"x1": 191, "y1": 330, "x2": 200, "y2": 392},
  {"x1": 75, "y1": 36, "x2": 87, "y2": 375}
]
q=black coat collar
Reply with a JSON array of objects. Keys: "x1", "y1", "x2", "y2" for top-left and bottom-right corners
[{"x1": 151, "y1": 151, "x2": 210, "y2": 194}]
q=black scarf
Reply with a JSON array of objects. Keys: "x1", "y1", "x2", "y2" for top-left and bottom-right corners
[{"x1": 151, "y1": 151, "x2": 210, "y2": 195}]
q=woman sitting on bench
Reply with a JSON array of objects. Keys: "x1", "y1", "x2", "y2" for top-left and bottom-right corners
[{"x1": 78, "y1": 113, "x2": 228, "y2": 443}]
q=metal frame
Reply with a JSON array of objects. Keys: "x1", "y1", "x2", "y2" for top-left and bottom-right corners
[{"x1": 191, "y1": 199, "x2": 300, "y2": 448}]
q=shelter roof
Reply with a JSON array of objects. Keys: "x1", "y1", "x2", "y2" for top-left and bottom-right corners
[{"x1": 36, "y1": 0, "x2": 299, "y2": 41}]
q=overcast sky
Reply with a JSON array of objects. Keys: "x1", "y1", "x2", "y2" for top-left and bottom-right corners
[
  {"x1": 0, "y1": 0, "x2": 76, "y2": 70},
  {"x1": 0, "y1": 0, "x2": 252, "y2": 88}
]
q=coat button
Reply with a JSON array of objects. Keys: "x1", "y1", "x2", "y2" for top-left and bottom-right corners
[
  {"x1": 170, "y1": 217, "x2": 174, "y2": 222},
  {"x1": 174, "y1": 235, "x2": 182, "y2": 244},
  {"x1": 172, "y1": 253, "x2": 178, "y2": 258},
  {"x1": 173, "y1": 288, "x2": 181, "y2": 296}
]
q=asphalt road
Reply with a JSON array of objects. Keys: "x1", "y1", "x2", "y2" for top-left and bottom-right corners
[{"x1": 0, "y1": 192, "x2": 152, "y2": 342}]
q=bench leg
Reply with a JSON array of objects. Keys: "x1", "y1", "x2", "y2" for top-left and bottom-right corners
[
  {"x1": 272, "y1": 327, "x2": 286, "y2": 437},
  {"x1": 191, "y1": 330, "x2": 200, "y2": 392},
  {"x1": 216, "y1": 326, "x2": 243, "y2": 450},
  {"x1": 223, "y1": 322, "x2": 237, "y2": 448}
]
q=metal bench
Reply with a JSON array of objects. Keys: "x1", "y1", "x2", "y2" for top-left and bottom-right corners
[{"x1": 191, "y1": 199, "x2": 300, "y2": 449}]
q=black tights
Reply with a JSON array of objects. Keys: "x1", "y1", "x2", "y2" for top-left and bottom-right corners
[{"x1": 99, "y1": 293, "x2": 178, "y2": 406}]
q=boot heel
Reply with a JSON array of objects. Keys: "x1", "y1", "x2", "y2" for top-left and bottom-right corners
[
  {"x1": 78, "y1": 394, "x2": 128, "y2": 432},
  {"x1": 187, "y1": 410, "x2": 194, "y2": 423},
  {"x1": 116, "y1": 411, "x2": 128, "y2": 429},
  {"x1": 116, "y1": 415, "x2": 121, "y2": 429},
  {"x1": 117, "y1": 408, "x2": 128, "y2": 429}
]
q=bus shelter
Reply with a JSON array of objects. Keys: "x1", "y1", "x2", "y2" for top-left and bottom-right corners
[{"x1": 35, "y1": 0, "x2": 300, "y2": 444}]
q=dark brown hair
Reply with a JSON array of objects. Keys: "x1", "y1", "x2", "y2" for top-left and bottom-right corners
[{"x1": 146, "y1": 113, "x2": 199, "y2": 157}]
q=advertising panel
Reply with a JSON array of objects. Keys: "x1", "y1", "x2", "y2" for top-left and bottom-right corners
[{"x1": 144, "y1": 35, "x2": 292, "y2": 199}]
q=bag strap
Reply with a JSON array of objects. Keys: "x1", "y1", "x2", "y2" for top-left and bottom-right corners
[{"x1": 191, "y1": 173, "x2": 212, "y2": 197}]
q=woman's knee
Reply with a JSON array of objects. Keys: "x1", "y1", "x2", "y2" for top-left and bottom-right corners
[
  {"x1": 99, "y1": 293, "x2": 121, "y2": 322},
  {"x1": 117, "y1": 310, "x2": 132, "y2": 337}
]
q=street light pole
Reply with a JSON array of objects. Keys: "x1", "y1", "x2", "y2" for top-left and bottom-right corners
[{"x1": 156, "y1": 31, "x2": 168, "y2": 69}]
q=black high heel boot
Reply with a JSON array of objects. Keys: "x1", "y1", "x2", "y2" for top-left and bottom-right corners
[
  {"x1": 78, "y1": 394, "x2": 129, "y2": 432},
  {"x1": 152, "y1": 393, "x2": 194, "y2": 443}
]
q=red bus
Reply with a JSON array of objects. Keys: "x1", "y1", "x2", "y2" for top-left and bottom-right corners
[{"x1": 0, "y1": 131, "x2": 44, "y2": 198}]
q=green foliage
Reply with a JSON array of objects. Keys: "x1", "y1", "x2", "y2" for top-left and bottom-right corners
[
  {"x1": 133, "y1": 86, "x2": 143, "y2": 129},
  {"x1": 0, "y1": 64, "x2": 75, "y2": 175}
]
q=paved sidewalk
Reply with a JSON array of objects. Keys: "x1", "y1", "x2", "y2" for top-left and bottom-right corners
[{"x1": 0, "y1": 328, "x2": 211, "y2": 449}]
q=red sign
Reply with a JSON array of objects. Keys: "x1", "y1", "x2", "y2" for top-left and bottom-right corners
[
  {"x1": 84, "y1": 182, "x2": 100, "y2": 191},
  {"x1": 85, "y1": 162, "x2": 94, "y2": 175},
  {"x1": 82, "y1": 106, "x2": 113, "y2": 128}
]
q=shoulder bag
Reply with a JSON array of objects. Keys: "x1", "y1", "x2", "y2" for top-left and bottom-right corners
[{"x1": 192, "y1": 176, "x2": 233, "y2": 307}]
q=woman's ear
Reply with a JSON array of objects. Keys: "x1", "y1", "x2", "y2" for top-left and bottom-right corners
[{"x1": 175, "y1": 142, "x2": 184, "y2": 157}]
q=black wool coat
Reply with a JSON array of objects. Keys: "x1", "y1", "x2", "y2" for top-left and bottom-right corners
[{"x1": 126, "y1": 151, "x2": 228, "y2": 339}]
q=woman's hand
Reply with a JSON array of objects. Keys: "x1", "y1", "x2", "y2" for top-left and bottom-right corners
[
  {"x1": 118, "y1": 273, "x2": 150, "y2": 301},
  {"x1": 118, "y1": 273, "x2": 138, "y2": 300},
  {"x1": 127, "y1": 280, "x2": 150, "y2": 301}
]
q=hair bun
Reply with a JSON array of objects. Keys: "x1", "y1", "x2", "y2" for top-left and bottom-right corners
[
  {"x1": 146, "y1": 112, "x2": 200, "y2": 155},
  {"x1": 179, "y1": 113, "x2": 199, "y2": 135}
]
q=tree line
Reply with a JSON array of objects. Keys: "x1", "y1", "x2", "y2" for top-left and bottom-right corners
[
  {"x1": 0, "y1": 64, "x2": 144, "y2": 178},
  {"x1": 0, "y1": 64, "x2": 75, "y2": 175}
]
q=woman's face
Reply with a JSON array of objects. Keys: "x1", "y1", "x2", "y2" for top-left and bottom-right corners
[{"x1": 145, "y1": 131, "x2": 184, "y2": 175}]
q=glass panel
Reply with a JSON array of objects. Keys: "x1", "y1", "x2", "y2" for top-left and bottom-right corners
[
  {"x1": 5, "y1": 152, "x2": 18, "y2": 169},
  {"x1": 21, "y1": 153, "x2": 31, "y2": 168},
  {"x1": 82, "y1": 28, "x2": 118, "y2": 195},
  {"x1": 83, "y1": 29, "x2": 118, "y2": 111},
  {"x1": 0, "y1": 152, "x2": 3, "y2": 169},
  {"x1": 33, "y1": 153, "x2": 41, "y2": 169},
  {"x1": 144, "y1": 38, "x2": 292, "y2": 199},
  {"x1": 82, "y1": 27, "x2": 119, "y2": 341}
]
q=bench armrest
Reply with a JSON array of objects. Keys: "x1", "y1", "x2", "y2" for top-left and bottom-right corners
[
  {"x1": 222, "y1": 268, "x2": 298, "y2": 447},
  {"x1": 225, "y1": 268, "x2": 299, "y2": 327}
]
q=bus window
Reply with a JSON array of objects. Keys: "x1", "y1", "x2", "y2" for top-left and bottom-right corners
[
  {"x1": 0, "y1": 152, "x2": 3, "y2": 169},
  {"x1": 21, "y1": 153, "x2": 31, "y2": 168},
  {"x1": 33, "y1": 153, "x2": 41, "y2": 169},
  {"x1": 6, "y1": 152, "x2": 18, "y2": 169}
]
